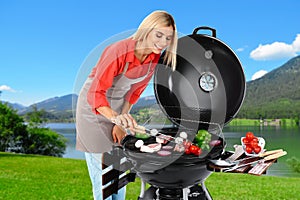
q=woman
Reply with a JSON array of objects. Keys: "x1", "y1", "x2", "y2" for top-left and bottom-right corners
[{"x1": 76, "y1": 10, "x2": 177, "y2": 200}]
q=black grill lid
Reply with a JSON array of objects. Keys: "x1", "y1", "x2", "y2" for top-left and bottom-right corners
[{"x1": 154, "y1": 27, "x2": 246, "y2": 130}]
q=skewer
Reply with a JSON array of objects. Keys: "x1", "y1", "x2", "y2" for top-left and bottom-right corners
[
  {"x1": 132, "y1": 125, "x2": 184, "y2": 145},
  {"x1": 111, "y1": 118, "x2": 190, "y2": 145}
]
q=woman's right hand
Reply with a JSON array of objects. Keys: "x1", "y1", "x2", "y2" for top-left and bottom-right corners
[{"x1": 112, "y1": 125, "x2": 127, "y2": 145}]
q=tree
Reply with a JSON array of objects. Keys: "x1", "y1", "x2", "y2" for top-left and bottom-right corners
[
  {"x1": 0, "y1": 102, "x2": 27, "y2": 152},
  {"x1": 0, "y1": 102, "x2": 66, "y2": 157},
  {"x1": 24, "y1": 105, "x2": 48, "y2": 128},
  {"x1": 24, "y1": 127, "x2": 67, "y2": 157}
]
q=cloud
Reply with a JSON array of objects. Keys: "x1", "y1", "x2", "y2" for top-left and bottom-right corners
[
  {"x1": 236, "y1": 45, "x2": 248, "y2": 52},
  {"x1": 251, "y1": 70, "x2": 268, "y2": 80},
  {"x1": 292, "y1": 34, "x2": 300, "y2": 52},
  {"x1": 0, "y1": 85, "x2": 16, "y2": 92},
  {"x1": 250, "y1": 34, "x2": 300, "y2": 60}
]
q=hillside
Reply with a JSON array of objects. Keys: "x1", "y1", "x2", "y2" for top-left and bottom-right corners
[
  {"x1": 3, "y1": 55, "x2": 300, "y2": 121},
  {"x1": 238, "y1": 55, "x2": 300, "y2": 118},
  {"x1": 17, "y1": 94, "x2": 78, "y2": 122},
  {"x1": 12, "y1": 94, "x2": 156, "y2": 122}
]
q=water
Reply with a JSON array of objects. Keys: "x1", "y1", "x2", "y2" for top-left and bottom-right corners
[
  {"x1": 45, "y1": 123, "x2": 85, "y2": 160},
  {"x1": 46, "y1": 123, "x2": 300, "y2": 177},
  {"x1": 222, "y1": 126, "x2": 300, "y2": 178}
]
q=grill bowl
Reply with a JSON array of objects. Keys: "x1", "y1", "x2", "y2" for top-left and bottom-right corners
[{"x1": 121, "y1": 127, "x2": 224, "y2": 188}]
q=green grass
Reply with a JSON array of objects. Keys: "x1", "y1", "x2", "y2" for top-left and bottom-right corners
[{"x1": 1, "y1": 152, "x2": 300, "y2": 200}]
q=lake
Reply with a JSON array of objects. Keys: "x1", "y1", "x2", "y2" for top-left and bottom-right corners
[{"x1": 45, "y1": 123, "x2": 300, "y2": 178}]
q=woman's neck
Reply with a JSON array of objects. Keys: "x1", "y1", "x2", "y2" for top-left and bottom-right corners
[{"x1": 135, "y1": 41, "x2": 152, "y2": 63}]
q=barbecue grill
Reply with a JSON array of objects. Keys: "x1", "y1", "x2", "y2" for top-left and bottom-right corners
[{"x1": 121, "y1": 27, "x2": 246, "y2": 200}]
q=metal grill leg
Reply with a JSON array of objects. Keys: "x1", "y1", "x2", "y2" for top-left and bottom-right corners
[
  {"x1": 139, "y1": 179, "x2": 146, "y2": 198},
  {"x1": 182, "y1": 188, "x2": 190, "y2": 200},
  {"x1": 200, "y1": 181, "x2": 212, "y2": 200}
]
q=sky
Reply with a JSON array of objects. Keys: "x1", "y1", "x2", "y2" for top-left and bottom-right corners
[{"x1": 0, "y1": 0, "x2": 299, "y2": 106}]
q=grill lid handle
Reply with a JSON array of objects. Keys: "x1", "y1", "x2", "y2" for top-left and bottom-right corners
[{"x1": 193, "y1": 26, "x2": 216, "y2": 38}]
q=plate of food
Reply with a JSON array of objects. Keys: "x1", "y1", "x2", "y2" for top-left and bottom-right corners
[{"x1": 241, "y1": 132, "x2": 265, "y2": 156}]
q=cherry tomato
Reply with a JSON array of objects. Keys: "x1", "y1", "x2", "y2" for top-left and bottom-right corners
[
  {"x1": 185, "y1": 148, "x2": 191, "y2": 155},
  {"x1": 245, "y1": 145, "x2": 253, "y2": 154},
  {"x1": 194, "y1": 147, "x2": 202, "y2": 156},
  {"x1": 189, "y1": 145, "x2": 200, "y2": 155},
  {"x1": 250, "y1": 140, "x2": 258, "y2": 148},
  {"x1": 242, "y1": 138, "x2": 250, "y2": 145},
  {"x1": 252, "y1": 137, "x2": 258, "y2": 143},
  {"x1": 183, "y1": 140, "x2": 192, "y2": 149},
  {"x1": 189, "y1": 145, "x2": 197, "y2": 153},
  {"x1": 254, "y1": 146, "x2": 262, "y2": 154},
  {"x1": 246, "y1": 132, "x2": 254, "y2": 140}
]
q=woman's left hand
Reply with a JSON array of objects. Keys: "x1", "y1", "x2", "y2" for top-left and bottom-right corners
[
  {"x1": 112, "y1": 125, "x2": 127, "y2": 145},
  {"x1": 112, "y1": 113, "x2": 137, "y2": 129}
]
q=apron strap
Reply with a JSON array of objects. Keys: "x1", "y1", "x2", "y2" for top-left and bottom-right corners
[
  {"x1": 122, "y1": 61, "x2": 152, "y2": 76},
  {"x1": 122, "y1": 62, "x2": 129, "y2": 75},
  {"x1": 147, "y1": 60, "x2": 152, "y2": 74}
]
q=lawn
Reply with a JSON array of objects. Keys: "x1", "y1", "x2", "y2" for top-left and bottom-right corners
[{"x1": 1, "y1": 152, "x2": 299, "y2": 200}]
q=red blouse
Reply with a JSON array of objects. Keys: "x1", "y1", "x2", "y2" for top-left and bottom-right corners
[{"x1": 87, "y1": 38, "x2": 160, "y2": 114}]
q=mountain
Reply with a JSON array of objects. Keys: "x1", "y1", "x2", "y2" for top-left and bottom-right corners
[
  {"x1": 5, "y1": 55, "x2": 300, "y2": 121},
  {"x1": 16, "y1": 94, "x2": 157, "y2": 121},
  {"x1": 2, "y1": 102, "x2": 27, "y2": 111},
  {"x1": 17, "y1": 94, "x2": 78, "y2": 121},
  {"x1": 238, "y1": 55, "x2": 300, "y2": 118},
  {"x1": 131, "y1": 95, "x2": 157, "y2": 112}
]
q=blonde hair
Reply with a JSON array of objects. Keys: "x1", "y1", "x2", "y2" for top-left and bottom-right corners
[{"x1": 132, "y1": 10, "x2": 177, "y2": 71}]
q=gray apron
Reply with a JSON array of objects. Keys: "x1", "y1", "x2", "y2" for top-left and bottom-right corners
[{"x1": 76, "y1": 62, "x2": 151, "y2": 153}]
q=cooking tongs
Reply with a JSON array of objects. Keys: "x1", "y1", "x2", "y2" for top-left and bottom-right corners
[
  {"x1": 111, "y1": 118, "x2": 189, "y2": 145},
  {"x1": 222, "y1": 150, "x2": 287, "y2": 172},
  {"x1": 131, "y1": 124, "x2": 189, "y2": 145}
]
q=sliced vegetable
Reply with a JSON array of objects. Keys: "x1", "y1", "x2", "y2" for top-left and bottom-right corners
[
  {"x1": 157, "y1": 150, "x2": 171, "y2": 156},
  {"x1": 209, "y1": 139, "x2": 222, "y2": 146},
  {"x1": 135, "y1": 132, "x2": 149, "y2": 139},
  {"x1": 162, "y1": 145, "x2": 173, "y2": 150},
  {"x1": 179, "y1": 131, "x2": 188, "y2": 139},
  {"x1": 135, "y1": 140, "x2": 144, "y2": 148},
  {"x1": 147, "y1": 143, "x2": 162, "y2": 152}
]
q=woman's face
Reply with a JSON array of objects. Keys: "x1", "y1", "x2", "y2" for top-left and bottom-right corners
[{"x1": 145, "y1": 25, "x2": 174, "y2": 54}]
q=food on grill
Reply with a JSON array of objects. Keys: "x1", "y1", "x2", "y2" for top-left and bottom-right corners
[
  {"x1": 135, "y1": 132, "x2": 150, "y2": 139},
  {"x1": 135, "y1": 140, "x2": 144, "y2": 148},
  {"x1": 140, "y1": 145, "x2": 155, "y2": 153},
  {"x1": 188, "y1": 144, "x2": 202, "y2": 156},
  {"x1": 150, "y1": 129, "x2": 159, "y2": 136},
  {"x1": 157, "y1": 150, "x2": 172, "y2": 156},
  {"x1": 209, "y1": 139, "x2": 222, "y2": 147},
  {"x1": 162, "y1": 145, "x2": 173, "y2": 150},
  {"x1": 156, "y1": 134, "x2": 172, "y2": 144},
  {"x1": 183, "y1": 140, "x2": 192, "y2": 149},
  {"x1": 194, "y1": 129, "x2": 212, "y2": 150},
  {"x1": 147, "y1": 143, "x2": 162, "y2": 151},
  {"x1": 140, "y1": 143, "x2": 162, "y2": 153},
  {"x1": 179, "y1": 131, "x2": 188, "y2": 139},
  {"x1": 175, "y1": 137, "x2": 184, "y2": 144},
  {"x1": 174, "y1": 143, "x2": 185, "y2": 152},
  {"x1": 131, "y1": 128, "x2": 220, "y2": 157}
]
